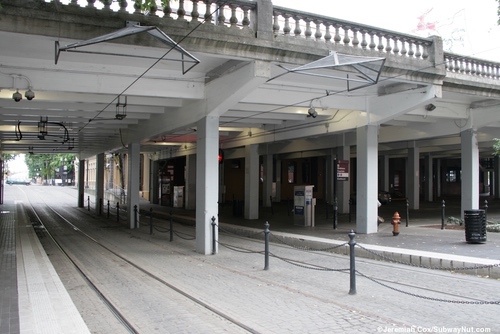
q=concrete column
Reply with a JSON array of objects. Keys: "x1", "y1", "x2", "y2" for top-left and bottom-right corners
[
  {"x1": 142, "y1": 155, "x2": 150, "y2": 201},
  {"x1": 95, "y1": 153, "x2": 105, "y2": 215},
  {"x1": 275, "y1": 158, "x2": 282, "y2": 202},
  {"x1": 127, "y1": 143, "x2": 140, "y2": 229},
  {"x1": 263, "y1": 153, "x2": 273, "y2": 206},
  {"x1": 185, "y1": 154, "x2": 196, "y2": 210},
  {"x1": 461, "y1": 128, "x2": 479, "y2": 214},
  {"x1": 494, "y1": 156, "x2": 500, "y2": 199},
  {"x1": 408, "y1": 143, "x2": 420, "y2": 210},
  {"x1": 245, "y1": 144, "x2": 259, "y2": 219},
  {"x1": 196, "y1": 116, "x2": 219, "y2": 255},
  {"x1": 380, "y1": 155, "x2": 389, "y2": 192},
  {"x1": 356, "y1": 125, "x2": 378, "y2": 234},
  {"x1": 151, "y1": 160, "x2": 159, "y2": 205},
  {"x1": 254, "y1": 0, "x2": 273, "y2": 40},
  {"x1": 78, "y1": 159, "x2": 85, "y2": 208},
  {"x1": 424, "y1": 153, "x2": 433, "y2": 202}
]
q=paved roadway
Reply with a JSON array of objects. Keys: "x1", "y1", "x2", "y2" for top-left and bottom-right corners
[{"x1": 2, "y1": 184, "x2": 500, "y2": 333}]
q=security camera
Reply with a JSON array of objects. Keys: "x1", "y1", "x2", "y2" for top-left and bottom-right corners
[
  {"x1": 25, "y1": 89, "x2": 35, "y2": 101},
  {"x1": 12, "y1": 90, "x2": 22, "y2": 102}
]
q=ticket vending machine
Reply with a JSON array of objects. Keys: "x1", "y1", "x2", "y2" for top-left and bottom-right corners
[{"x1": 293, "y1": 185, "x2": 315, "y2": 226}]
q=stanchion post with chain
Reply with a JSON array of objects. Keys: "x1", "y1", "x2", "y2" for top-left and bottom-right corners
[
  {"x1": 87, "y1": 196, "x2": 90, "y2": 211},
  {"x1": 116, "y1": 202, "x2": 120, "y2": 222},
  {"x1": 211, "y1": 216, "x2": 217, "y2": 255},
  {"x1": 405, "y1": 199, "x2": 409, "y2": 227},
  {"x1": 348, "y1": 230, "x2": 357, "y2": 295},
  {"x1": 107, "y1": 200, "x2": 110, "y2": 218},
  {"x1": 264, "y1": 221, "x2": 270, "y2": 270},
  {"x1": 441, "y1": 200, "x2": 446, "y2": 230}
]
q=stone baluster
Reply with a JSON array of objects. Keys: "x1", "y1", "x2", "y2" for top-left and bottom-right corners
[
  {"x1": 314, "y1": 20, "x2": 322, "y2": 41},
  {"x1": 191, "y1": 1, "x2": 200, "y2": 22},
  {"x1": 400, "y1": 39, "x2": 407, "y2": 56},
  {"x1": 385, "y1": 36, "x2": 392, "y2": 53},
  {"x1": 149, "y1": 3, "x2": 157, "y2": 16},
  {"x1": 407, "y1": 40, "x2": 415, "y2": 57},
  {"x1": 217, "y1": 5, "x2": 226, "y2": 26},
  {"x1": 393, "y1": 38, "x2": 400, "y2": 55},
  {"x1": 118, "y1": 0, "x2": 127, "y2": 12},
  {"x1": 333, "y1": 25, "x2": 341, "y2": 44},
  {"x1": 377, "y1": 34, "x2": 384, "y2": 52},
  {"x1": 273, "y1": 13, "x2": 280, "y2": 34},
  {"x1": 283, "y1": 15, "x2": 291, "y2": 35},
  {"x1": 324, "y1": 24, "x2": 332, "y2": 43},
  {"x1": 304, "y1": 19, "x2": 312, "y2": 39},
  {"x1": 414, "y1": 43, "x2": 421, "y2": 58},
  {"x1": 470, "y1": 60, "x2": 476, "y2": 75},
  {"x1": 163, "y1": 1, "x2": 172, "y2": 18},
  {"x1": 465, "y1": 59, "x2": 471, "y2": 75},
  {"x1": 69, "y1": 0, "x2": 78, "y2": 6},
  {"x1": 134, "y1": 0, "x2": 141, "y2": 14},
  {"x1": 360, "y1": 30, "x2": 368, "y2": 49},
  {"x1": 460, "y1": 59, "x2": 466, "y2": 74},
  {"x1": 229, "y1": 5, "x2": 238, "y2": 28},
  {"x1": 241, "y1": 6, "x2": 250, "y2": 28},
  {"x1": 177, "y1": 0, "x2": 186, "y2": 20},
  {"x1": 343, "y1": 26, "x2": 351, "y2": 45},
  {"x1": 351, "y1": 29, "x2": 359, "y2": 47},
  {"x1": 293, "y1": 16, "x2": 302, "y2": 37},
  {"x1": 101, "y1": 0, "x2": 112, "y2": 10},
  {"x1": 204, "y1": 0, "x2": 213, "y2": 24},
  {"x1": 368, "y1": 32, "x2": 376, "y2": 50},
  {"x1": 422, "y1": 43, "x2": 429, "y2": 59},
  {"x1": 87, "y1": 0, "x2": 96, "y2": 8}
]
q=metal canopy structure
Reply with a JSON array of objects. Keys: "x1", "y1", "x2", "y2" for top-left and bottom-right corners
[
  {"x1": 55, "y1": 25, "x2": 200, "y2": 74},
  {"x1": 274, "y1": 51, "x2": 386, "y2": 92}
]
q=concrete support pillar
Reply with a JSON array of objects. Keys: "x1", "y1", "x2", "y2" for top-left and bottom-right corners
[
  {"x1": 78, "y1": 159, "x2": 85, "y2": 208},
  {"x1": 196, "y1": 116, "x2": 219, "y2": 255},
  {"x1": 356, "y1": 125, "x2": 378, "y2": 234},
  {"x1": 263, "y1": 153, "x2": 273, "y2": 206},
  {"x1": 461, "y1": 128, "x2": 479, "y2": 214},
  {"x1": 142, "y1": 155, "x2": 150, "y2": 201},
  {"x1": 424, "y1": 153, "x2": 434, "y2": 202},
  {"x1": 245, "y1": 144, "x2": 259, "y2": 219},
  {"x1": 494, "y1": 156, "x2": 500, "y2": 199},
  {"x1": 185, "y1": 154, "x2": 196, "y2": 210},
  {"x1": 275, "y1": 158, "x2": 282, "y2": 202},
  {"x1": 95, "y1": 153, "x2": 105, "y2": 215},
  {"x1": 408, "y1": 143, "x2": 420, "y2": 210},
  {"x1": 151, "y1": 160, "x2": 159, "y2": 205},
  {"x1": 127, "y1": 143, "x2": 140, "y2": 229}
]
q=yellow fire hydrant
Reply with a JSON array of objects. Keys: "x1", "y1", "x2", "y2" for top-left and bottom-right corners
[{"x1": 391, "y1": 212, "x2": 401, "y2": 236}]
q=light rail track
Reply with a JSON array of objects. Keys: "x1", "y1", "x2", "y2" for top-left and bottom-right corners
[{"x1": 20, "y1": 188, "x2": 258, "y2": 334}]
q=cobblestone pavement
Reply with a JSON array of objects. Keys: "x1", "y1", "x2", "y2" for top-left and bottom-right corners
[{"x1": 4, "y1": 185, "x2": 500, "y2": 333}]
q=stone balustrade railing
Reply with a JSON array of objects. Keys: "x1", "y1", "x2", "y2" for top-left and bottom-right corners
[
  {"x1": 445, "y1": 53, "x2": 500, "y2": 80},
  {"x1": 19, "y1": 0, "x2": 500, "y2": 80}
]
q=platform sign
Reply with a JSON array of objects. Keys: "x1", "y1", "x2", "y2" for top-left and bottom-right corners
[{"x1": 337, "y1": 160, "x2": 349, "y2": 181}]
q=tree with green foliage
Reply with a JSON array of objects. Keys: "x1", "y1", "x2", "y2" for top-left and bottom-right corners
[
  {"x1": 493, "y1": 138, "x2": 500, "y2": 156},
  {"x1": 24, "y1": 154, "x2": 76, "y2": 184}
]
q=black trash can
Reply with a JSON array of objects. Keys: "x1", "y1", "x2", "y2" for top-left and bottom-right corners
[{"x1": 463, "y1": 210, "x2": 487, "y2": 243}]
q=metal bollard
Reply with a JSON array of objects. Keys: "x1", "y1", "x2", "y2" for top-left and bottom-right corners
[
  {"x1": 211, "y1": 216, "x2": 217, "y2": 255},
  {"x1": 405, "y1": 199, "x2": 409, "y2": 227},
  {"x1": 149, "y1": 207, "x2": 153, "y2": 235},
  {"x1": 348, "y1": 230, "x2": 357, "y2": 295},
  {"x1": 134, "y1": 205, "x2": 138, "y2": 229},
  {"x1": 264, "y1": 221, "x2": 270, "y2": 270},
  {"x1": 87, "y1": 196, "x2": 90, "y2": 211},
  {"x1": 441, "y1": 200, "x2": 446, "y2": 230},
  {"x1": 116, "y1": 202, "x2": 120, "y2": 222},
  {"x1": 484, "y1": 199, "x2": 488, "y2": 220},
  {"x1": 169, "y1": 211, "x2": 173, "y2": 242},
  {"x1": 107, "y1": 200, "x2": 110, "y2": 218}
]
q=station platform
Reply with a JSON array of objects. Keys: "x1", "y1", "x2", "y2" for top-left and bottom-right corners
[{"x1": 0, "y1": 200, "x2": 91, "y2": 334}]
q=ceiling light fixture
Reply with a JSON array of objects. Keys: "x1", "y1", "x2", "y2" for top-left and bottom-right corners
[
  {"x1": 425, "y1": 103, "x2": 436, "y2": 111},
  {"x1": 12, "y1": 90, "x2": 22, "y2": 102},
  {"x1": 116, "y1": 95, "x2": 127, "y2": 120}
]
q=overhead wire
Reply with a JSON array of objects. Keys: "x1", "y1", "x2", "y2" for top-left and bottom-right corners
[{"x1": 78, "y1": 1, "x2": 228, "y2": 132}]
